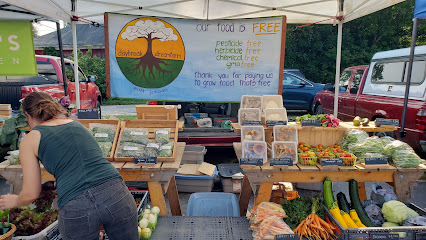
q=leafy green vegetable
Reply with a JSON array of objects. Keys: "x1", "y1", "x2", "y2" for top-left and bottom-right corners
[
  {"x1": 155, "y1": 129, "x2": 170, "y2": 145},
  {"x1": 121, "y1": 128, "x2": 150, "y2": 145},
  {"x1": 281, "y1": 196, "x2": 325, "y2": 229},
  {"x1": 116, "y1": 142, "x2": 145, "y2": 157},
  {"x1": 91, "y1": 125, "x2": 116, "y2": 142},
  {"x1": 391, "y1": 150, "x2": 425, "y2": 168},
  {"x1": 143, "y1": 143, "x2": 160, "y2": 157},
  {"x1": 158, "y1": 142, "x2": 174, "y2": 157},
  {"x1": 0, "y1": 113, "x2": 27, "y2": 150},
  {"x1": 349, "y1": 137, "x2": 384, "y2": 155},
  {"x1": 382, "y1": 200, "x2": 419, "y2": 224},
  {"x1": 97, "y1": 142, "x2": 113, "y2": 157},
  {"x1": 384, "y1": 140, "x2": 414, "y2": 157},
  {"x1": 338, "y1": 129, "x2": 369, "y2": 150}
]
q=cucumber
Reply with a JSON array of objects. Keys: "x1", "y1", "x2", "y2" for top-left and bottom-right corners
[
  {"x1": 337, "y1": 192, "x2": 351, "y2": 213},
  {"x1": 323, "y1": 177, "x2": 335, "y2": 209},
  {"x1": 349, "y1": 179, "x2": 374, "y2": 227}
]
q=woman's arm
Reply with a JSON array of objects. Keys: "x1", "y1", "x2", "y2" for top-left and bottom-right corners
[{"x1": 0, "y1": 131, "x2": 41, "y2": 210}]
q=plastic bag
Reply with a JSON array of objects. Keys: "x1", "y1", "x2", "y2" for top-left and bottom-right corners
[
  {"x1": 370, "y1": 183, "x2": 397, "y2": 207},
  {"x1": 116, "y1": 142, "x2": 145, "y2": 157},
  {"x1": 248, "y1": 202, "x2": 287, "y2": 225},
  {"x1": 391, "y1": 150, "x2": 425, "y2": 168},
  {"x1": 349, "y1": 137, "x2": 384, "y2": 155},
  {"x1": 403, "y1": 216, "x2": 426, "y2": 226},
  {"x1": 143, "y1": 143, "x2": 160, "y2": 157},
  {"x1": 97, "y1": 142, "x2": 113, "y2": 158},
  {"x1": 364, "y1": 204, "x2": 385, "y2": 227},
  {"x1": 158, "y1": 142, "x2": 174, "y2": 157},
  {"x1": 357, "y1": 152, "x2": 387, "y2": 163},
  {"x1": 378, "y1": 136, "x2": 395, "y2": 147},
  {"x1": 89, "y1": 123, "x2": 116, "y2": 142},
  {"x1": 120, "y1": 128, "x2": 150, "y2": 144},
  {"x1": 155, "y1": 128, "x2": 170, "y2": 145},
  {"x1": 383, "y1": 140, "x2": 414, "y2": 157},
  {"x1": 339, "y1": 129, "x2": 369, "y2": 149},
  {"x1": 196, "y1": 118, "x2": 212, "y2": 128},
  {"x1": 252, "y1": 216, "x2": 293, "y2": 240}
]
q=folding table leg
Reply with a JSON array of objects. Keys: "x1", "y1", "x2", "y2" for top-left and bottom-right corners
[{"x1": 148, "y1": 181, "x2": 167, "y2": 216}]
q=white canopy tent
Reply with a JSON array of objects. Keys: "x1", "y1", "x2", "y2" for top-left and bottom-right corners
[{"x1": 1, "y1": 0, "x2": 405, "y2": 112}]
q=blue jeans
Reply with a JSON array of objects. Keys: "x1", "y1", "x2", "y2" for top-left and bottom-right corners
[{"x1": 58, "y1": 178, "x2": 138, "y2": 240}]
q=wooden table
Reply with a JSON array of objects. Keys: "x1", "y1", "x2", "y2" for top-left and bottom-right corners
[
  {"x1": 0, "y1": 142, "x2": 186, "y2": 216},
  {"x1": 233, "y1": 142, "x2": 426, "y2": 217}
]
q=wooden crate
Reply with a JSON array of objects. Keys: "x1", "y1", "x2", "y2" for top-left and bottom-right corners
[
  {"x1": 114, "y1": 120, "x2": 179, "y2": 162},
  {"x1": 76, "y1": 119, "x2": 121, "y2": 162},
  {"x1": 297, "y1": 125, "x2": 346, "y2": 146},
  {"x1": 136, "y1": 105, "x2": 178, "y2": 120},
  {"x1": 0, "y1": 109, "x2": 12, "y2": 117}
]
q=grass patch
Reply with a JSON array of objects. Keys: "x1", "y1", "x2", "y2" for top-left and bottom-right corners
[
  {"x1": 102, "y1": 114, "x2": 138, "y2": 120},
  {"x1": 102, "y1": 97, "x2": 148, "y2": 106}
]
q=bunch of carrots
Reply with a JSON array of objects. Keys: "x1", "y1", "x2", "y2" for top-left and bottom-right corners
[{"x1": 293, "y1": 197, "x2": 337, "y2": 240}]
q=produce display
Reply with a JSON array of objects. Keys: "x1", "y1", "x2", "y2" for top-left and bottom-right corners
[
  {"x1": 248, "y1": 202, "x2": 293, "y2": 239},
  {"x1": 4, "y1": 150, "x2": 19, "y2": 165},
  {"x1": 272, "y1": 142, "x2": 297, "y2": 161},
  {"x1": 89, "y1": 123, "x2": 117, "y2": 158},
  {"x1": 296, "y1": 114, "x2": 341, "y2": 127},
  {"x1": 273, "y1": 125, "x2": 297, "y2": 142},
  {"x1": 281, "y1": 196, "x2": 326, "y2": 229},
  {"x1": 297, "y1": 143, "x2": 356, "y2": 166},
  {"x1": 138, "y1": 205, "x2": 160, "y2": 240}
]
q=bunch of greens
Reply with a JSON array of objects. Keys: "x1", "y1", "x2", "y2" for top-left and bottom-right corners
[
  {"x1": 357, "y1": 152, "x2": 387, "y2": 163},
  {"x1": 3, "y1": 182, "x2": 58, "y2": 236},
  {"x1": 116, "y1": 142, "x2": 145, "y2": 157},
  {"x1": 0, "y1": 113, "x2": 27, "y2": 150},
  {"x1": 383, "y1": 140, "x2": 414, "y2": 157},
  {"x1": 158, "y1": 142, "x2": 174, "y2": 157},
  {"x1": 296, "y1": 114, "x2": 325, "y2": 122},
  {"x1": 97, "y1": 142, "x2": 113, "y2": 157},
  {"x1": 349, "y1": 137, "x2": 385, "y2": 155},
  {"x1": 143, "y1": 143, "x2": 160, "y2": 157},
  {"x1": 281, "y1": 196, "x2": 325, "y2": 229},
  {"x1": 338, "y1": 129, "x2": 369, "y2": 150},
  {"x1": 391, "y1": 150, "x2": 425, "y2": 168},
  {"x1": 90, "y1": 123, "x2": 116, "y2": 142},
  {"x1": 121, "y1": 128, "x2": 150, "y2": 145},
  {"x1": 155, "y1": 129, "x2": 170, "y2": 145}
]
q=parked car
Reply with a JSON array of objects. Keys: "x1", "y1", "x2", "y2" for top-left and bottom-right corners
[
  {"x1": 312, "y1": 46, "x2": 426, "y2": 153},
  {"x1": 282, "y1": 69, "x2": 325, "y2": 113},
  {"x1": 0, "y1": 55, "x2": 102, "y2": 115}
]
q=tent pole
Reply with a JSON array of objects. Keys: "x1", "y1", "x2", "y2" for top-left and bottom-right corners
[
  {"x1": 333, "y1": 22, "x2": 343, "y2": 117},
  {"x1": 56, "y1": 21, "x2": 68, "y2": 96},
  {"x1": 71, "y1": 1, "x2": 80, "y2": 109},
  {"x1": 400, "y1": 18, "x2": 418, "y2": 139}
]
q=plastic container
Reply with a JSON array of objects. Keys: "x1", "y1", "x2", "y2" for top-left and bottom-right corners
[
  {"x1": 273, "y1": 125, "x2": 298, "y2": 142},
  {"x1": 262, "y1": 95, "x2": 284, "y2": 111},
  {"x1": 242, "y1": 141, "x2": 268, "y2": 164},
  {"x1": 184, "y1": 113, "x2": 209, "y2": 127},
  {"x1": 264, "y1": 108, "x2": 288, "y2": 122},
  {"x1": 174, "y1": 169, "x2": 218, "y2": 193},
  {"x1": 240, "y1": 95, "x2": 262, "y2": 109},
  {"x1": 217, "y1": 164, "x2": 244, "y2": 193},
  {"x1": 238, "y1": 108, "x2": 261, "y2": 126},
  {"x1": 272, "y1": 141, "x2": 298, "y2": 164},
  {"x1": 181, "y1": 145, "x2": 207, "y2": 165},
  {"x1": 241, "y1": 125, "x2": 265, "y2": 142},
  {"x1": 186, "y1": 192, "x2": 240, "y2": 217},
  {"x1": 13, "y1": 220, "x2": 58, "y2": 240}
]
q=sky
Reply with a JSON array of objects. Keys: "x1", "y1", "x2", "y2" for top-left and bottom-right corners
[{"x1": 34, "y1": 20, "x2": 66, "y2": 36}]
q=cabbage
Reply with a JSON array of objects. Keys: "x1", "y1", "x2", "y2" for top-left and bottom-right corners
[
  {"x1": 382, "y1": 222, "x2": 399, "y2": 227},
  {"x1": 381, "y1": 200, "x2": 418, "y2": 224}
]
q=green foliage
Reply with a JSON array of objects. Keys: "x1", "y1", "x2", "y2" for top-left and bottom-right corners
[
  {"x1": 42, "y1": 47, "x2": 59, "y2": 57},
  {"x1": 69, "y1": 46, "x2": 107, "y2": 98},
  {"x1": 285, "y1": 0, "x2": 426, "y2": 83},
  {"x1": 102, "y1": 97, "x2": 147, "y2": 105},
  {"x1": 0, "y1": 113, "x2": 27, "y2": 150}
]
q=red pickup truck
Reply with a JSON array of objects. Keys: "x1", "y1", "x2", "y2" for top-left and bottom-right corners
[
  {"x1": 0, "y1": 55, "x2": 102, "y2": 114},
  {"x1": 312, "y1": 46, "x2": 426, "y2": 153}
]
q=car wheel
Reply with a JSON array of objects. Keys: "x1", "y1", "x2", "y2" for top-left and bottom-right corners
[
  {"x1": 315, "y1": 104, "x2": 324, "y2": 114},
  {"x1": 96, "y1": 100, "x2": 102, "y2": 119}
]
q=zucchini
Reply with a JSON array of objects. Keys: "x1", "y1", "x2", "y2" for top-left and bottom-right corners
[
  {"x1": 349, "y1": 179, "x2": 374, "y2": 227},
  {"x1": 337, "y1": 192, "x2": 351, "y2": 213},
  {"x1": 323, "y1": 177, "x2": 335, "y2": 209}
]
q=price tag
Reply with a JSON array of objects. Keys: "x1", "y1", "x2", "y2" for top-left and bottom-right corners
[
  {"x1": 147, "y1": 143, "x2": 160, "y2": 148},
  {"x1": 124, "y1": 146, "x2": 138, "y2": 151},
  {"x1": 77, "y1": 108, "x2": 99, "y2": 119},
  {"x1": 94, "y1": 133, "x2": 108, "y2": 138},
  {"x1": 270, "y1": 158, "x2": 293, "y2": 166},
  {"x1": 370, "y1": 233, "x2": 399, "y2": 240},
  {"x1": 134, "y1": 156, "x2": 157, "y2": 164},
  {"x1": 266, "y1": 120, "x2": 287, "y2": 127},
  {"x1": 301, "y1": 120, "x2": 321, "y2": 127},
  {"x1": 160, "y1": 145, "x2": 172, "y2": 150},
  {"x1": 46, "y1": 225, "x2": 62, "y2": 240},
  {"x1": 275, "y1": 233, "x2": 299, "y2": 240},
  {"x1": 375, "y1": 118, "x2": 399, "y2": 127},
  {"x1": 241, "y1": 120, "x2": 262, "y2": 126},
  {"x1": 232, "y1": 179, "x2": 242, "y2": 192},
  {"x1": 321, "y1": 158, "x2": 343, "y2": 166},
  {"x1": 240, "y1": 158, "x2": 263, "y2": 166},
  {"x1": 365, "y1": 157, "x2": 388, "y2": 165},
  {"x1": 130, "y1": 131, "x2": 146, "y2": 136},
  {"x1": 156, "y1": 130, "x2": 169, "y2": 134}
]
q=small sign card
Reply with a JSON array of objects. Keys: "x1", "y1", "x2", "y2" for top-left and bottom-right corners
[
  {"x1": 270, "y1": 158, "x2": 293, "y2": 166},
  {"x1": 375, "y1": 118, "x2": 399, "y2": 127},
  {"x1": 365, "y1": 157, "x2": 388, "y2": 165},
  {"x1": 301, "y1": 120, "x2": 321, "y2": 127},
  {"x1": 46, "y1": 225, "x2": 62, "y2": 240},
  {"x1": 240, "y1": 158, "x2": 263, "y2": 166},
  {"x1": 77, "y1": 108, "x2": 100, "y2": 119},
  {"x1": 321, "y1": 158, "x2": 343, "y2": 166},
  {"x1": 370, "y1": 233, "x2": 399, "y2": 240},
  {"x1": 266, "y1": 120, "x2": 287, "y2": 127},
  {"x1": 134, "y1": 156, "x2": 157, "y2": 164},
  {"x1": 275, "y1": 233, "x2": 299, "y2": 240},
  {"x1": 242, "y1": 120, "x2": 262, "y2": 126}
]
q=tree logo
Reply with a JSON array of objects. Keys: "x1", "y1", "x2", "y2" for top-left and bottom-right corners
[{"x1": 116, "y1": 18, "x2": 185, "y2": 88}]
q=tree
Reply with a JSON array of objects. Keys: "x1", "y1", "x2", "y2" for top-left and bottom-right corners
[
  {"x1": 42, "y1": 47, "x2": 59, "y2": 57},
  {"x1": 69, "y1": 47, "x2": 107, "y2": 98},
  {"x1": 120, "y1": 19, "x2": 179, "y2": 80}
]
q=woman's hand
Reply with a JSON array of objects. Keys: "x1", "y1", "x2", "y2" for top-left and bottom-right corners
[{"x1": 0, "y1": 194, "x2": 19, "y2": 210}]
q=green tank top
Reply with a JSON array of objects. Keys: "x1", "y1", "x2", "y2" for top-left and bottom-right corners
[{"x1": 34, "y1": 121, "x2": 121, "y2": 209}]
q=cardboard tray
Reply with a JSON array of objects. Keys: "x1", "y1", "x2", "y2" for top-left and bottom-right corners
[
  {"x1": 76, "y1": 119, "x2": 121, "y2": 162},
  {"x1": 114, "y1": 119, "x2": 179, "y2": 162}
]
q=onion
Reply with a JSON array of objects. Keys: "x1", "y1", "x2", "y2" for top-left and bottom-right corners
[
  {"x1": 139, "y1": 218, "x2": 149, "y2": 228},
  {"x1": 151, "y1": 206, "x2": 160, "y2": 216}
]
